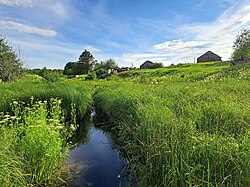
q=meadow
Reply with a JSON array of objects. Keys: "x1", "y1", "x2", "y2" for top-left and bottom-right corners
[
  {"x1": 0, "y1": 61, "x2": 250, "y2": 186},
  {"x1": 0, "y1": 81, "x2": 94, "y2": 186},
  {"x1": 94, "y1": 62, "x2": 250, "y2": 186}
]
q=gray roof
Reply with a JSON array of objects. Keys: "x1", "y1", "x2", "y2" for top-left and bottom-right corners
[
  {"x1": 198, "y1": 51, "x2": 221, "y2": 59},
  {"x1": 140, "y1": 60, "x2": 153, "y2": 67}
]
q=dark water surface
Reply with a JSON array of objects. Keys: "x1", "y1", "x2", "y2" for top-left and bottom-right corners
[{"x1": 67, "y1": 123, "x2": 128, "y2": 187}]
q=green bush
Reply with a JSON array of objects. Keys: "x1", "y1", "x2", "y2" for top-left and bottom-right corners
[
  {"x1": 149, "y1": 62, "x2": 164, "y2": 69},
  {"x1": 93, "y1": 78, "x2": 250, "y2": 186},
  {"x1": 0, "y1": 99, "x2": 77, "y2": 186},
  {"x1": 85, "y1": 72, "x2": 96, "y2": 80},
  {"x1": 95, "y1": 69, "x2": 107, "y2": 79}
]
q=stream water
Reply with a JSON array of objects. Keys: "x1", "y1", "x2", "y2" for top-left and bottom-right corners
[{"x1": 66, "y1": 111, "x2": 128, "y2": 187}]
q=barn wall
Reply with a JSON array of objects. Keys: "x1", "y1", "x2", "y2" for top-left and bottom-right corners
[
  {"x1": 197, "y1": 53, "x2": 221, "y2": 63},
  {"x1": 140, "y1": 62, "x2": 152, "y2": 69}
]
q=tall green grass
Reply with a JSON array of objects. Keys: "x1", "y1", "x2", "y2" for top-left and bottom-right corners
[
  {"x1": 0, "y1": 98, "x2": 78, "y2": 186},
  {"x1": 0, "y1": 80, "x2": 95, "y2": 186},
  {"x1": 0, "y1": 81, "x2": 94, "y2": 119},
  {"x1": 1, "y1": 61, "x2": 249, "y2": 186},
  {"x1": 93, "y1": 64, "x2": 250, "y2": 186}
]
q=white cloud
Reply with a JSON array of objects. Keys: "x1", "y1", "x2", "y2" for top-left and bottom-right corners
[
  {"x1": 49, "y1": 2, "x2": 68, "y2": 19},
  {"x1": 120, "y1": 53, "x2": 173, "y2": 67},
  {"x1": 0, "y1": 0, "x2": 69, "y2": 20},
  {"x1": 0, "y1": 20, "x2": 57, "y2": 37},
  {"x1": 178, "y1": 1, "x2": 250, "y2": 59},
  {"x1": 0, "y1": 0, "x2": 35, "y2": 7},
  {"x1": 4, "y1": 35, "x2": 102, "y2": 69},
  {"x1": 124, "y1": 0, "x2": 250, "y2": 66},
  {"x1": 153, "y1": 40, "x2": 209, "y2": 51},
  {"x1": 123, "y1": 53, "x2": 170, "y2": 59}
]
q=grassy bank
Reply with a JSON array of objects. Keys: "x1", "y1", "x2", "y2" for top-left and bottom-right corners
[
  {"x1": 1, "y1": 61, "x2": 250, "y2": 186},
  {"x1": 93, "y1": 63, "x2": 250, "y2": 186},
  {"x1": 0, "y1": 99, "x2": 77, "y2": 186},
  {"x1": 0, "y1": 81, "x2": 94, "y2": 186},
  {"x1": 0, "y1": 81, "x2": 94, "y2": 119}
]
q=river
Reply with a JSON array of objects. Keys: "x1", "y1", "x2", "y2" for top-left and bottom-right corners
[{"x1": 66, "y1": 112, "x2": 128, "y2": 187}]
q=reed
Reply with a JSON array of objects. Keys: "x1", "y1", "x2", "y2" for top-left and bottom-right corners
[
  {"x1": 0, "y1": 81, "x2": 94, "y2": 119},
  {"x1": 93, "y1": 65, "x2": 250, "y2": 186},
  {"x1": 0, "y1": 98, "x2": 78, "y2": 186}
]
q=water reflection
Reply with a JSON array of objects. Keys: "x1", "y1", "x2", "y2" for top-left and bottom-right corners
[
  {"x1": 67, "y1": 120, "x2": 128, "y2": 187},
  {"x1": 70, "y1": 121, "x2": 91, "y2": 147}
]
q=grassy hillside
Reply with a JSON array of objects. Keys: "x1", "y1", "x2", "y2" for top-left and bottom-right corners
[
  {"x1": 94, "y1": 61, "x2": 250, "y2": 186},
  {"x1": 0, "y1": 61, "x2": 250, "y2": 186},
  {"x1": 116, "y1": 61, "x2": 250, "y2": 82}
]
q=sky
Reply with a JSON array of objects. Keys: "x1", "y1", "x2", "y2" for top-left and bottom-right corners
[{"x1": 0, "y1": 0, "x2": 250, "y2": 69}]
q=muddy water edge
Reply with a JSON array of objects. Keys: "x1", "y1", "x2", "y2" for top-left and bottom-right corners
[{"x1": 65, "y1": 108, "x2": 130, "y2": 187}]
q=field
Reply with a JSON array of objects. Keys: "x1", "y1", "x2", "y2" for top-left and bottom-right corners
[{"x1": 0, "y1": 61, "x2": 250, "y2": 186}]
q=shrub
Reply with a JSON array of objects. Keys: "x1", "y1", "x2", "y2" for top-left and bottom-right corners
[
  {"x1": 85, "y1": 72, "x2": 96, "y2": 80},
  {"x1": 149, "y1": 62, "x2": 164, "y2": 69},
  {"x1": 0, "y1": 99, "x2": 77, "y2": 186},
  {"x1": 96, "y1": 69, "x2": 107, "y2": 79}
]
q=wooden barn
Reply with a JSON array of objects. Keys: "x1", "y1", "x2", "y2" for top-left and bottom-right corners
[
  {"x1": 197, "y1": 51, "x2": 222, "y2": 63},
  {"x1": 140, "y1": 60, "x2": 153, "y2": 69}
]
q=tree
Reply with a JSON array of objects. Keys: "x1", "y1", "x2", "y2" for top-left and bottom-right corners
[
  {"x1": 94, "y1": 59, "x2": 118, "y2": 70},
  {"x1": 232, "y1": 29, "x2": 250, "y2": 61},
  {"x1": 149, "y1": 63, "x2": 164, "y2": 69},
  {"x1": 78, "y1": 49, "x2": 96, "y2": 73},
  {"x1": 101, "y1": 59, "x2": 118, "y2": 69},
  {"x1": 0, "y1": 37, "x2": 23, "y2": 82},
  {"x1": 63, "y1": 62, "x2": 77, "y2": 75},
  {"x1": 96, "y1": 68, "x2": 107, "y2": 79}
]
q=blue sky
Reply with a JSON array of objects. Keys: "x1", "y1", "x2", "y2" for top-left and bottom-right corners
[{"x1": 0, "y1": 0, "x2": 250, "y2": 69}]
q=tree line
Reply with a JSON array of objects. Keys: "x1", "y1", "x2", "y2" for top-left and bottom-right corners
[
  {"x1": 0, "y1": 29, "x2": 250, "y2": 82},
  {"x1": 63, "y1": 49, "x2": 118, "y2": 75},
  {"x1": 0, "y1": 37, "x2": 22, "y2": 82}
]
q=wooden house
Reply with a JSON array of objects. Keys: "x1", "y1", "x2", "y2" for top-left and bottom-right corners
[
  {"x1": 197, "y1": 51, "x2": 222, "y2": 63},
  {"x1": 140, "y1": 60, "x2": 153, "y2": 69}
]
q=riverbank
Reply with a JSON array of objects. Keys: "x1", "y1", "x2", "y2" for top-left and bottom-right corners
[{"x1": 0, "y1": 62, "x2": 250, "y2": 186}]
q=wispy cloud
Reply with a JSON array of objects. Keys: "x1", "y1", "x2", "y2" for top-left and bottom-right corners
[
  {"x1": 177, "y1": 0, "x2": 250, "y2": 59},
  {"x1": 49, "y1": 1, "x2": 68, "y2": 19},
  {"x1": 0, "y1": 0, "x2": 35, "y2": 7},
  {"x1": 0, "y1": 20, "x2": 57, "y2": 37},
  {"x1": 1, "y1": 0, "x2": 249, "y2": 68},
  {"x1": 153, "y1": 40, "x2": 209, "y2": 51},
  {"x1": 5, "y1": 35, "x2": 102, "y2": 69},
  {"x1": 123, "y1": 0, "x2": 250, "y2": 66}
]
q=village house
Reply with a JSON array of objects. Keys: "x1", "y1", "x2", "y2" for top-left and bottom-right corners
[
  {"x1": 140, "y1": 60, "x2": 153, "y2": 69},
  {"x1": 197, "y1": 51, "x2": 222, "y2": 63},
  {"x1": 107, "y1": 68, "x2": 118, "y2": 74},
  {"x1": 117, "y1": 67, "x2": 130, "y2": 72}
]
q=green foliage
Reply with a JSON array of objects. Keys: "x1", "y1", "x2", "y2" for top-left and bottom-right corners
[
  {"x1": 30, "y1": 67, "x2": 64, "y2": 82},
  {"x1": 232, "y1": 29, "x2": 250, "y2": 61},
  {"x1": 0, "y1": 81, "x2": 94, "y2": 119},
  {"x1": 63, "y1": 50, "x2": 96, "y2": 75},
  {"x1": 63, "y1": 63, "x2": 86, "y2": 75},
  {"x1": 96, "y1": 59, "x2": 118, "y2": 69},
  {"x1": 16, "y1": 74, "x2": 45, "y2": 83},
  {"x1": 41, "y1": 70, "x2": 62, "y2": 82},
  {"x1": 85, "y1": 72, "x2": 96, "y2": 80},
  {"x1": 0, "y1": 37, "x2": 23, "y2": 82},
  {"x1": 93, "y1": 63, "x2": 250, "y2": 186},
  {"x1": 63, "y1": 62, "x2": 77, "y2": 75},
  {"x1": 0, "y1": 61, "x2": 250, "y2": 186},
  {"x1": 78, "y1": 49, "x2": 96, "y2": 73},
  {"x1": 149, "y1": 62, "x2": 164, "y2": 69},
  {"x1": 0, "y1": 98, "x2": 77, "y2": 186},
  {"x1": 95, "y1": 68, "x2": 108, "y2": 79},
  {"x1": 0, "y1": 124, "x2": 26, "y2": 187}
]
